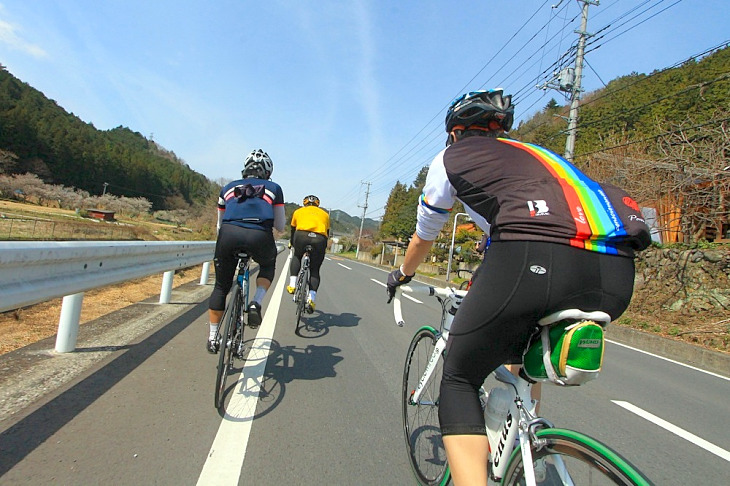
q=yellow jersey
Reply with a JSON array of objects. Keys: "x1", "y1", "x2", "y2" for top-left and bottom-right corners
[{"x1": 290, "y1": 206, "x2": 330, "y2": 237}]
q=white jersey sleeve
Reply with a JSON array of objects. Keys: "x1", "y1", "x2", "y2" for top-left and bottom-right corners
[{"x1": 416, "y1": 149, "x2": 456, "y2": 241}]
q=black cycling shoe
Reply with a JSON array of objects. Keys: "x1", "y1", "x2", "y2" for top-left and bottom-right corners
[
  {"x1": 247, "y1": 302, "x2": 262, "y2": 328},
  {"x1": 206, "y1": 338, "x2": 219, "y2": 354}
]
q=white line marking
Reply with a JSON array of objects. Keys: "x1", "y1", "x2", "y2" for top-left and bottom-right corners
[
  {"x1": 337, "y1": 263, "x2": 352, "y2": 270},
  {"x1": 613, "y1": 401, "x2": 730, "y2": 462},
  {"x1": 370, "y1": 279, "x2": 423, "y2": 303},
  {"x1": 197, "y1": 253, "x2": 291, "y2": 485},
  {"x1": 607, "y1": 340, "x2": 730, "y2": 381}
]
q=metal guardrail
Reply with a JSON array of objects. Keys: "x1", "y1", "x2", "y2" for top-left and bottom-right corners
[{"x1": 0, "y1": 241, "x2": 215, "y2": 352}]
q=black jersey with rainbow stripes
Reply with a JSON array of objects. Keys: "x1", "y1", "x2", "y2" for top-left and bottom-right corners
[{"x1": 425, "y1": 136, "x2": 651, "y2": 256}]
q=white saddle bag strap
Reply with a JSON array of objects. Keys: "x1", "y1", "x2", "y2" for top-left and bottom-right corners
[{"x1": 541, "y1": 327, "x2": 565, "y2": 385}]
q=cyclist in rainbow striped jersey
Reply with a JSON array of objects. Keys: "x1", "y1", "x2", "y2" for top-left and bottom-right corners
[{"x1": 386, "y1": 89, "x2": 651, "y2": 485}]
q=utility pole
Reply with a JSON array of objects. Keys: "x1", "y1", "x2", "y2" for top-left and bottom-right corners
[
  {"x1": 564, "y1": 0, "x2": 597, "y2": 162},
  {"x1": 537, "y1": 1, "x2": 597, "y2": 162},
  {"x1": 102, "y1": 182, "x2": 109, "y2": 196},
  {"x1": 355, "y1": 181, "x2": 371, "y2": 259}
]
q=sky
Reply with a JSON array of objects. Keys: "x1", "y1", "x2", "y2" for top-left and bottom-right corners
[{"x1": 0, "y1": 0, "x2": 727, "y2": 220}]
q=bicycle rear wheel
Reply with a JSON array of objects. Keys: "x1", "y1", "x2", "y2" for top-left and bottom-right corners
[
  {"x1": 295, "y1": 268, "x2": 308, "y2": 328},
  {"x1": 402, "y1": 327, "x2": 450, "y2": 486},
  {"x1": 501, "y1": 428, "x2": 652, "y2": 485},
  {"x1": 215, "y1": 286, "x2": 242, "y2": 409}
]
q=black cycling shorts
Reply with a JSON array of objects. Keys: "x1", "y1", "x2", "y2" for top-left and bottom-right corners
[
  {"x1": 209, "y1": 224, "x2": 277, "y2": 311},
  {"x1": 438, "y1": 240, "x2": 635, "y2": 436},
  {"x1": 290, "y1": 230, "x2": 327, "y2": 291}
]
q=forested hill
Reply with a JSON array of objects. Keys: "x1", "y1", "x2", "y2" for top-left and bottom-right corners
[
  {"x1": 0, "y1": 66, "x2": 217, "y2": 210},
  {"x1": 511, "y1": 45, "x2": 729, "y2": 159}
]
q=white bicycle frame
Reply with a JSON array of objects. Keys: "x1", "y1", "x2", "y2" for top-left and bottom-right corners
[{"x1": 395, "y1": 285, "x2": 546, "y2": 486}]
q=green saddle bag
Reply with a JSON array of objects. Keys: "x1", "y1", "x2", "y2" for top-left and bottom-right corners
[{"x1": 523, "y1": 320, "x2": 605, "y2": 386}]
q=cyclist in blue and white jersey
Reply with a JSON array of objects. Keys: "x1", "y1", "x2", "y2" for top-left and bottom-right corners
[
  {"x1": 207, "y1": 149, "x2": 285, "y2": 353},
  {"x1": 386, "y1": 90, "x2": 651, "y2": 485}
]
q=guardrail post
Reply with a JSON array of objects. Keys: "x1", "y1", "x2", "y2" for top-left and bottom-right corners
[
  {"x1": 159, "y1": 270, "x2": 174, "y2": 304},
  {"x1": 199, "y1": 261, "x2": 211, "y2": 285},
  {"x1": 55, "y1": 292, "x2": 84, "y2": 353}
]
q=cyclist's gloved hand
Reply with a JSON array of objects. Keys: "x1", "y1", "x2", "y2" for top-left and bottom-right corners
[{"x1": 386, "y1": 266, "x2": 414, "y2": 303}]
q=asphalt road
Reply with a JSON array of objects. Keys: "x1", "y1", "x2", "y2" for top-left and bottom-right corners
[{"x1": 0, "y1": 250, "x2": 728, "y2": 485}]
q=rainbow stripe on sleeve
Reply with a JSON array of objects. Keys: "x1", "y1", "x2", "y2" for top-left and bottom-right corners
[
  {"x1": 419, "y1": 194, "x2": 451, "y2": 214},
  {"x1": 499, "y1": 139, "x2": 627, "y2": 254}
]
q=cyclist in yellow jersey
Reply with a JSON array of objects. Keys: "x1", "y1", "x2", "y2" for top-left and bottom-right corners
[{"x1": 287, "y1": 195, "x2": 330, "y2": 313}]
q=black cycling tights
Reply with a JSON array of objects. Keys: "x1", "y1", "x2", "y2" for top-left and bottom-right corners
[
  {"x1": 209, "y1": 224, "x2": 276, "y2": 311},
  {"x1": 438, "y1": 240, "x2": 635, "y2": 436},
  {"x1": 289, "y1": 230, "x2": 327, "y2": 291}
]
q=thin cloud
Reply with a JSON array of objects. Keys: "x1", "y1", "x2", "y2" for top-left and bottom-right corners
[
  {"x1": 353, "y1": 0, "x2": 386, "y2": 166},
  {"x1": 0, "y1": 18, "x2": 47, "y2": 58}
]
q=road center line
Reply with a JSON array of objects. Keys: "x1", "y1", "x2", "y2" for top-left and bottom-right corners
[
  {"x1": 613, "y1": 400, "x2": 730, "y2": 462},
  {"x1": 370, "y1": 278, "x2": 423, "y2": 303},
  {"x1": 337, "y1": 263, "x2": 352, "y2": 270},
  {"x1": 197, "y1": 252, "x2": 290, "y2": 485}
]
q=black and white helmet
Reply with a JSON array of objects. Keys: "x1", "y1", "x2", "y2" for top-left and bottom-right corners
[
  {"x1": 303, "y1": 195, "x2": 320, "y2": 207},
  {"x1": 445, "y1": 89, "x2": 514, "y2": 134},
  {"x1": 242, "y1": 149, "x2": 273, "y2": 179}
]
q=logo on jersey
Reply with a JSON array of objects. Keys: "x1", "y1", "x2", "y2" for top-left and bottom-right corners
[
  {"x1": 527, "y1": 200, "x2": 550, "y2": 217},
  {"x1": 529, "y1": 265, "x2": 547, "y2": 275},
  {"x1": 623, "y1": 196, "x2": 640, "y2": 212},
  {"x1": 574, "y1": 206, "x2": 587, "y2": 225}
]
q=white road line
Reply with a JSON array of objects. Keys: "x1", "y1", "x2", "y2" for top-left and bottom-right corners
[
  {"x1": 607, "y1": 340, "x2": 730, "y2": 381},
  {"x1": 370, "y1": 278, "x2": 423, "y2": 303},
  {"x1": 613, "y1": 400, "x2": 730, "y2": 462},
  {"x1": 337, "y1": 263, "x2": 352, "y2": 270},
  {"x1": 197, "y1": 252, "x2": 291, "y2": 486}
]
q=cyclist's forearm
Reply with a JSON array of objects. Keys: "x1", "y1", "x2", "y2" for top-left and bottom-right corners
[{"x1": 401, "y1": 233, "x2": 434, "y2": 276}]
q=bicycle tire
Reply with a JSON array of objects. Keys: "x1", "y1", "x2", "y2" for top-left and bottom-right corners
[
  {"x1": 501, "y1": 428, "x2": 653, "y2": 486},
  {"x1": 402, "y1": 326, "x2": 451, "y2": 486},
  {"x1": 295, "y1": 265, "x2": 309, "y2": 328},
  {"x1": 215, "y1": 286, "x2": 241, "y2": 409}
]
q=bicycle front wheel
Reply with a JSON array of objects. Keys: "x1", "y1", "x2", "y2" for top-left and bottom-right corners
[
  {"x1": 215, "y1": 286, "x2": 242, "y2": 409},
  {"x1": 402, "y1": 327, "x2": 450, "y2": 486},
  {"x1": 501, "y1": 428, "x2": 652, "y2": 485}
]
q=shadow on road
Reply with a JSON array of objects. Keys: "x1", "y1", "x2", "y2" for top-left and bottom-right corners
[
  {"x1": 0, "y1": 301, "x2": 208, "y2": 476},
  {"x1": 216, "y1": 339, "x2": 344, "y2": 420}
]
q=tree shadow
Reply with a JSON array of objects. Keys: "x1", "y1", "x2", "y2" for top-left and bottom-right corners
[{"x1": 0, "y1": 300, "x2": 208, "y2": 476}]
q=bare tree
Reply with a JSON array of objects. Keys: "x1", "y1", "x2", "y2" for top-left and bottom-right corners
[{"x1": 656, "y1": 111, "x2": 730, "y2": 243}]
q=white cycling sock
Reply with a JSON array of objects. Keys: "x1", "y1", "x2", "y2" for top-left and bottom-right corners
[
  {"x1": 289, "y1": 276, "x2": 296, "y2": 287},
  {"x1": 253, "y1": 287, "x2": 266, "y2": 304},
  {"x1": 308, "y1": 290, "x2": 316, "y2": 301},
  {"x1": 209, "y1": 323, "x2": 218, "y2": 340}
]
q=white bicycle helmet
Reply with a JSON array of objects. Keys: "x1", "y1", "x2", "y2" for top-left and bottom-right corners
[{"x1": 242, "y1": 149, "x2": 273, "y2": 179}]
